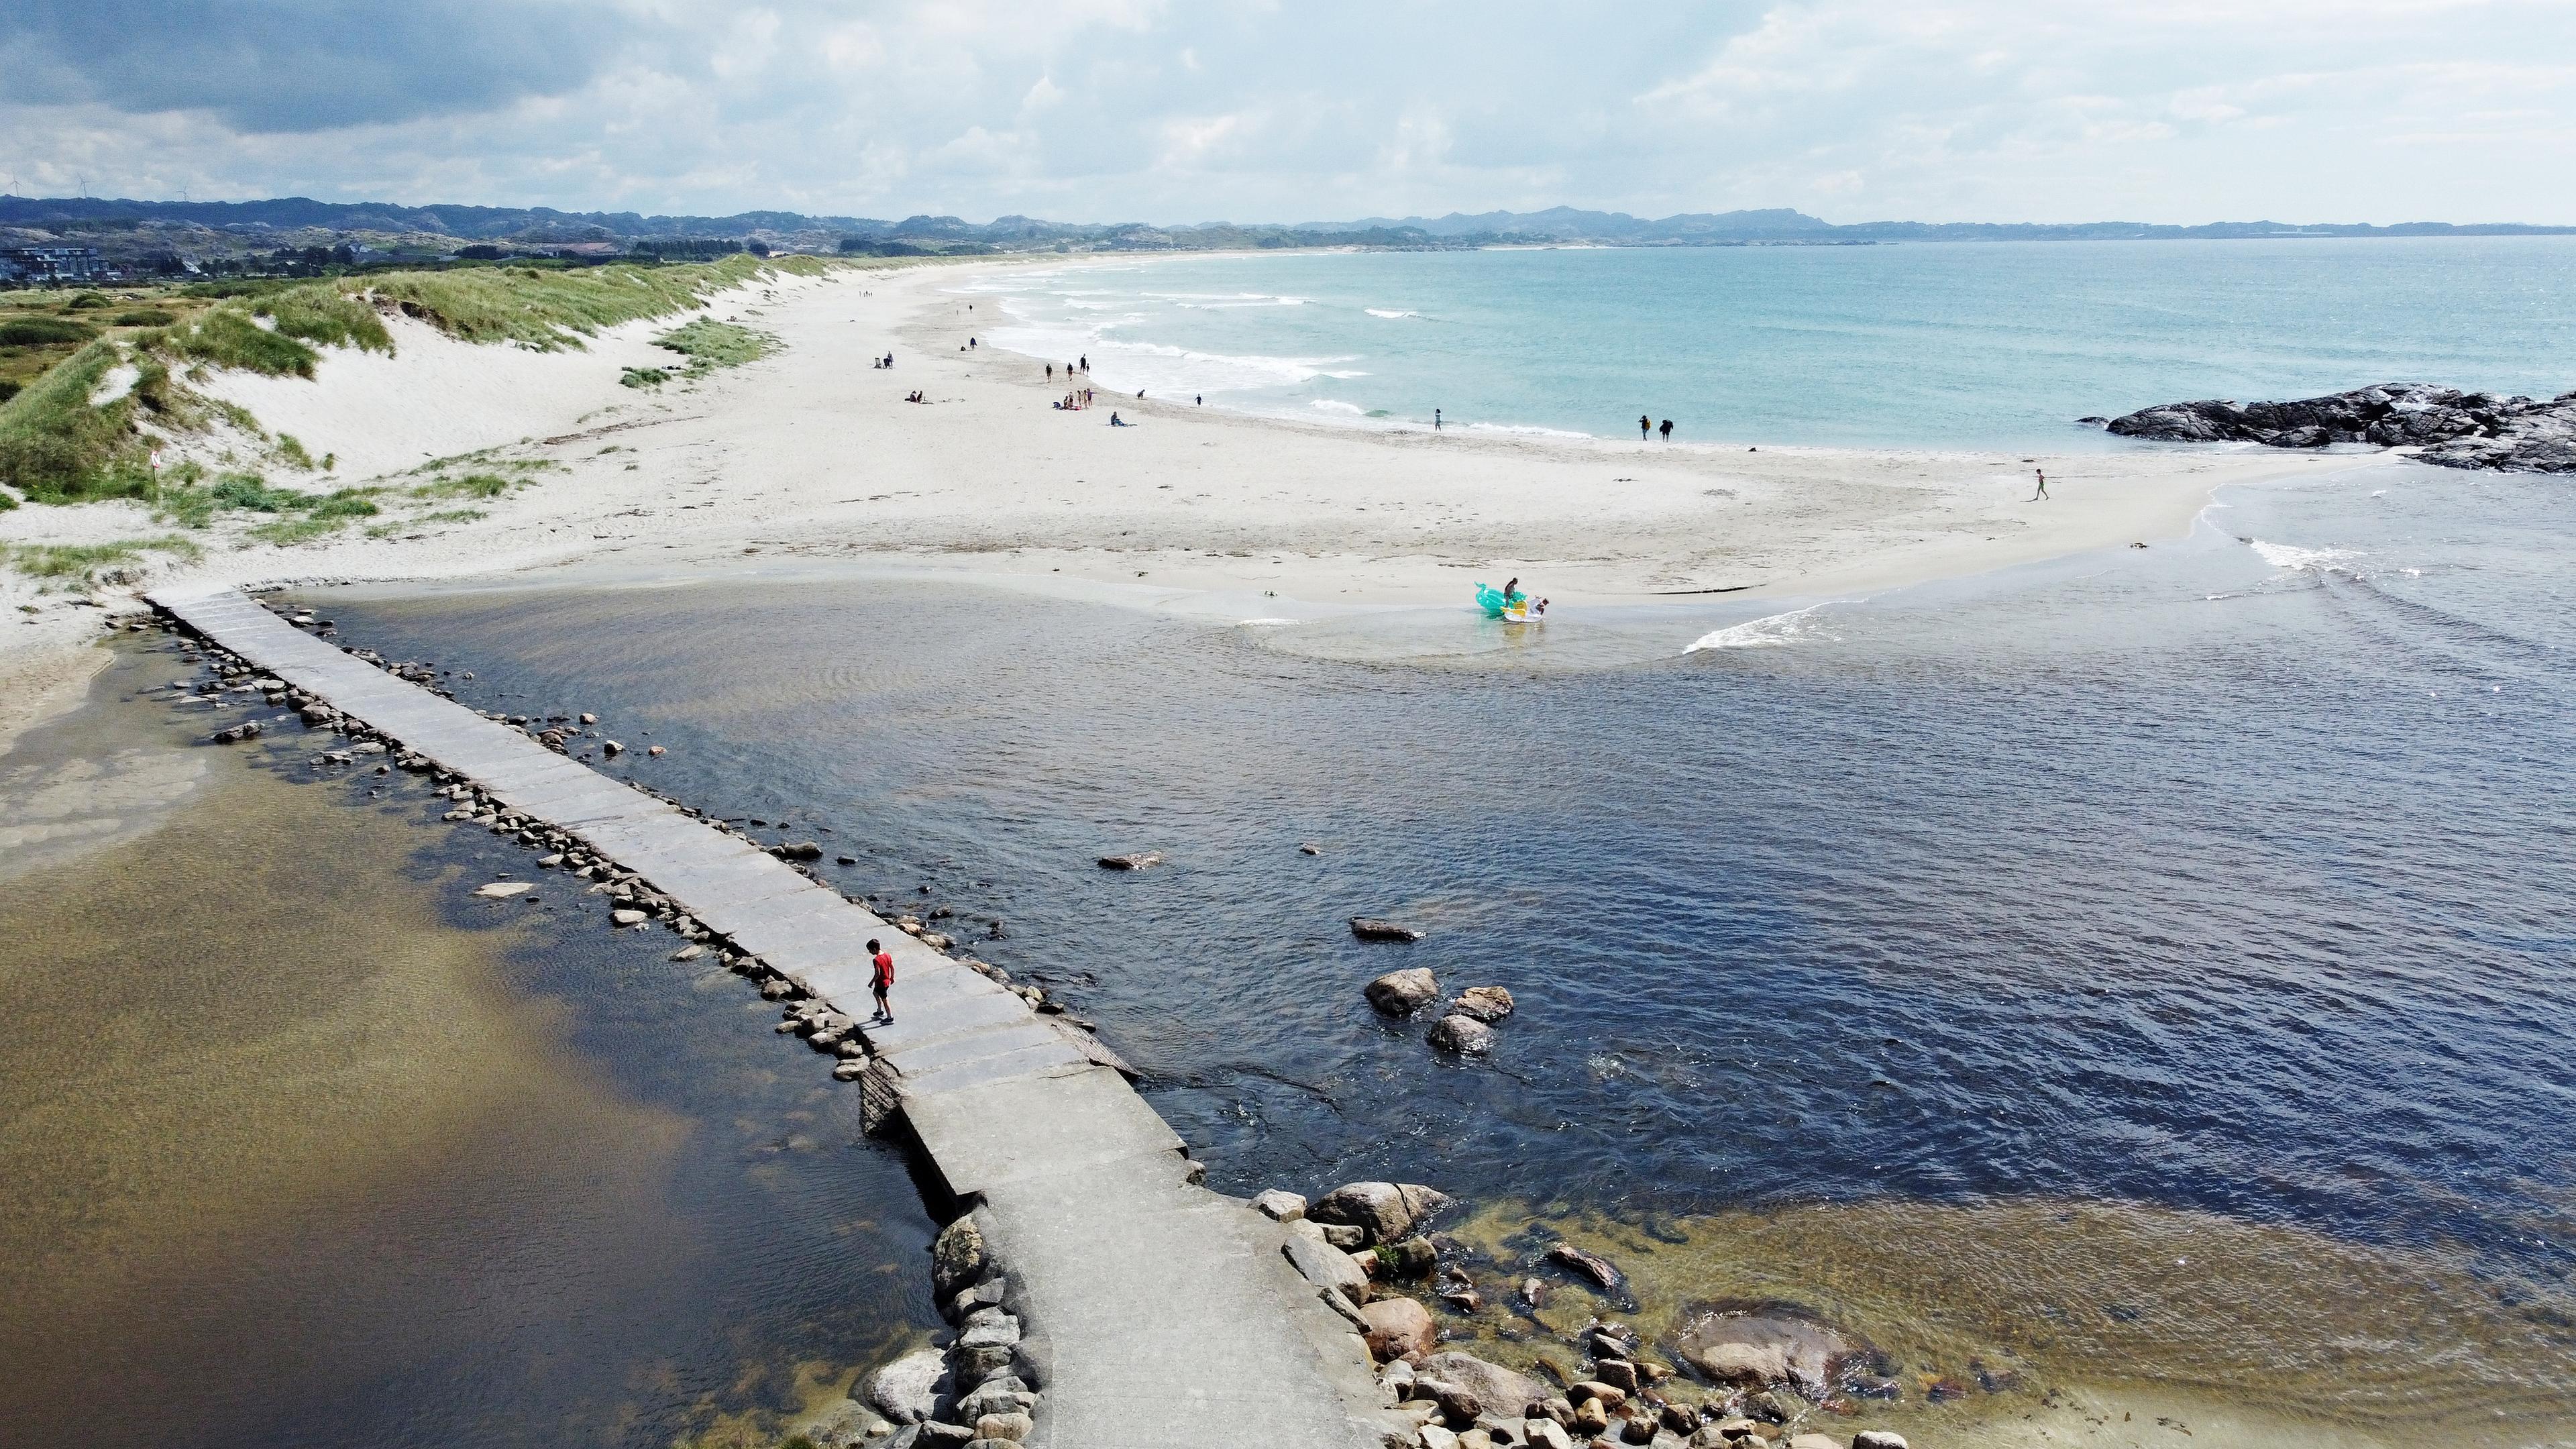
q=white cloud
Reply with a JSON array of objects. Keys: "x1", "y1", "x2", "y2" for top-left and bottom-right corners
[{"x1": 1, "y1": 0, "x2": 2571, "y2": 223}]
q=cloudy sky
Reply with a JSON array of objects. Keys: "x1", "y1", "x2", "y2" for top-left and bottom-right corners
[{"x1": 3, "y1": 0, "x2": 2571, "y2": 224}]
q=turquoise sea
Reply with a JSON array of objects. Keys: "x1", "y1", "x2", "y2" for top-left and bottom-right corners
[{"x1": 966, "y1": 237, "x2": 2576, "y2": 447}]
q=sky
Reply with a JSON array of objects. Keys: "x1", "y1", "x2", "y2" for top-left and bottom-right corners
[{"x1": 3, "y1": 0, "x2": 2572, "y2": 225}]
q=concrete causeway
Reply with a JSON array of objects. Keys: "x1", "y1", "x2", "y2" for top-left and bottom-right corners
[{"x1": 150, "y1": 585, "x2": 1391, "y2": 1449}]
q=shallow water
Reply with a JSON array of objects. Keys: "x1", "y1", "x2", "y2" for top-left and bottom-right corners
[
  {"x1": 0, "y1": 646, "x2": 938, "y2": 1449},
  {"x1": 963, "y1": 237, "x2": 2576, "y2": 447},
  {"x1": 300, "y1": 457, "x2": 2576, "y2": 1436}
]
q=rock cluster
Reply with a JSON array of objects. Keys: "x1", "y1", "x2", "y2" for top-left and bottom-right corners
[
  {"x1": 849, "y1": 1212, "x2": 1046, "y2": 1448},
  {"x1": 2103, "y1": 382, "x2": 2576, "y2": 472},
  {"x1": 1364, "y1": 969, "x2": 1518, "y2": 1058}
]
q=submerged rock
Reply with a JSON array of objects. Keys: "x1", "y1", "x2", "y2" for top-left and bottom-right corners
[
  {"x1": 472, "y1": 881, "x2": 532, "y2": 899},
  {"x1": 1096, "y1": 851, "x2": 1165, "y2": 870},
  {"x1": 1545, "y1": 1243, "x2": 1629, "y2": 1296},
  {"x1": 1351, "y1": 916, "x2": 1426, "y2": 943},
  {"x1": 1674, "y1": 1311, "x2": 1851, "y2": 1397}
]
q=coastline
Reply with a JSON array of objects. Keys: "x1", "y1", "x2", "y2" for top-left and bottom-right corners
[{"x1": 0, "y1": 252, "x2": 2377, "y2": 726}]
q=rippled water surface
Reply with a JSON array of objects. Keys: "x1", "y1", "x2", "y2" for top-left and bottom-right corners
[
  {"x1": 966, "y1": 237, "x2": 2576, "y2": 446},
  {"x1": 307, "y1": 460, "x2": 2576, "y2": 1434}
]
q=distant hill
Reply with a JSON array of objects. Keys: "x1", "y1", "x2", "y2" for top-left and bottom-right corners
[{"x1": 4, "y1": 194, "x2": 2569, "y2": 260}]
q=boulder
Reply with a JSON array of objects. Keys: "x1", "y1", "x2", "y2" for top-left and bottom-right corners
[
  {"x1": 867, "y1": 1348, "x2": 948, "y2": 1424},
  {"x1": 1675, "y1": 1313, "x2": 1849, "y2": 1397},
  {"x1": 1361, "y1": 1295, "x2": 1438, "y2": 1362},
  {"x1": 932, "y1": 1215, "x2": 988, "y2": 1297},
  {"x1": 973, "y1": 1410, "x2": 1034, "y2": 1442},
  {"x1": 1785, "y1": 1437, "x2": 1840, "y2": 1449},
  {"x1": 610, "y1": 908, "x2": 647, "y2": 927},
  {"x1": 1096, "y1": 851, "x2": 1164, "y2": 869},
  {"x1": 1352, "y1": 917, "x2": 1427, "y2": 943},
  {"x1": 775, "y1": 840, "x2": 823, "y2": 861},
  {"x1": 1284, "y1": 1235, "x2": 1372, "y2": 1300},
  {"x1": 1253, "y1": 1188, "x2": 1308, "y2": 1221},
  {"x1": 1311, "y1": 1181, "x2": 1452, "y2": 1246},
  {"x1": 1366, "y1": 968, "x2": 1440, "y2": 1016},
  {"x1": 1385, "y1": 1236, "x2": 1438, "y2": 1279},
  {"x1": 1419, "y1": 1352, "x2": 1548, "y2": 1421},
  {"x1": 1852, "y1": 1436, "x2": 1909, "y2": 1449},
  {"x1": 1593, "y1": 1358, "x2": 1638, "y2": 1393},
  {"x1": 1523, "y1": 1419, "x2": 1576, "y2": 1449},
  {"x1": 1452, "y1": 985, "x2": 1515, "y2": 1022},
  {"x1": 1427, "y1": 1015, "x2": 1495, "y2": 1055},
  {"x1": 1409, "y1": 1373, "x2": 1483, "y2": 1424}
]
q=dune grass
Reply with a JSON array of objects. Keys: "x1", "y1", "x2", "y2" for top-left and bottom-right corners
[
  {"x1": 0, "y1": 340, "x2": 151, "y2": 503},
  {"x1": 0, "y1": 254, "x2": 845, "y2": 507},
  {"x1": 0, "y1": 316, "x2": 99, "y2": 346},
  {"x1": 3, "y1": 534, "x2": 201, "y2": 584}
]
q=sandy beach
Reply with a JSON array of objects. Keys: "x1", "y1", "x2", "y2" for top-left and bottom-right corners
[{"x1": 1, "y1": 254, "x2": 2367, "y2": 721}]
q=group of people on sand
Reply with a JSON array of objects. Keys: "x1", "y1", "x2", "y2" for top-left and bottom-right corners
[
  {"x1": 903, "y1": 390, "x2": 926, "y2": 403},
  {"x1": 1638, "y1": 413, "x2": 1674, "y2": 441},
  {"x1": 1045, "y1": 356, "x2": 1091, "y2": 382},
  {"x1": 1053, "y1": 388, "x2": 1095, "y2": 410},
  {"x1": 871, "y1": 352, "x2": 895, "y2": 370}
]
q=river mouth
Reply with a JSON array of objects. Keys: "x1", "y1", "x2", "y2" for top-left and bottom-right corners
[
  {"x1": 270, "y1": 452, "x2": 2576, "y2": 1445},
  {"x1": 0, "y1": 642, "x2": 936, "y2": 1449}
]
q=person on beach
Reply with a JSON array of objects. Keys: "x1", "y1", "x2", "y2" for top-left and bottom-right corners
[
  {"x1": 1660, "y1": 418, "x2": 1674, "y2": 441},
  {"x1": 1046, "y1": 363, "x2": 1054, "y2": 381},
  {"x1": 869, "y1": 938, "x2": 894, "y2": 1022},
  {"x1": 1640, "y1": 413, "x2": 1652, "y2": 440},
  {"x1": 1195, "y1": 394, "x2": 1202, "y2": 406},
  {"x1": 2032, "y1": 467, "x2": 2049, "y2": 500},
  {"x1": 1110, "y1": 411, "x2": 1130, "y2": 426},
  {"x1": 1435, "y1": 408, "x2": 1443, "y2": 431},
  {"x1": 1080, "y1": 354, "x2": 1089, "y2": 372}
]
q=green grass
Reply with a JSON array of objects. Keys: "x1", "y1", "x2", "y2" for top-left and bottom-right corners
[
  {"x1": 112, "y1": 309, "x2": 177, "y2": 327},
  {"x1": 274, "y1": 433, "x2": 319, "y2": 471},
  {"x1": 620, "y1": 366, "x2": 671, "y2": 388},
  {"x1": 654, "y1": 319, "x2": 772, "y2": 372},
  {"x1": 364, "y1": 253, "x2": 831, "y2": 350},
  {"x1": 419, "y1": 507, "x2": 486, "y2": 524},
  {"x1": 158, "y1": 472, "x2": 381, "y2": 531},
  {"x1": 0, "y1": 316, "x2": 99, "y2": 345},
  {"x1": 4, "y1": 534, "x2": 201, "y2": 584}
]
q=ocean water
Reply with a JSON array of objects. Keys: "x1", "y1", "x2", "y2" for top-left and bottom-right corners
[
  {"x1": 301, "y1": 455, "x2": 2576, "y2": 1438},
  {"x1": 963, "y1": 238, "x2": 2576, "y2": 447}
]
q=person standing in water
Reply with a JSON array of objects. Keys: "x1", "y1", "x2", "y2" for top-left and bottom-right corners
[
  {"x1": 868, "y1": 938, "x2": 894, "y2": 1023},
  {"x1": 2032, "y1": 467, "x2": 2049, "y2": 500},
  {"x1": 1659, "y1": 418, "x2": 1674, "y2": 441}
]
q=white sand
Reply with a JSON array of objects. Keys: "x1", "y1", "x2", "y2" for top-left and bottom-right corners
[{"x1": 1, "y1": 254, "x2": 2377, "y2": 724}]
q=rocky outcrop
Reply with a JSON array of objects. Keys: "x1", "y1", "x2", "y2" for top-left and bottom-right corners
[
  {"x1": 1425, "y1": 1014, "x2": 1495, "y2": 1055},
  {"x1": 2103, "y1": 382, "x2": 2576, "y2": 471}
]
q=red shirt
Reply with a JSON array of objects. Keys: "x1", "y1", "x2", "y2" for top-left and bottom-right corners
[{"x1": 873, "y1": 951, "x2": 894, "y2": 988}]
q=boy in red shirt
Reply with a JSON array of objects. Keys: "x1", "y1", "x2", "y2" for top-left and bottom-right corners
[{"x1": 869, "y1": 938, "x2": 895, "y2": 1024}]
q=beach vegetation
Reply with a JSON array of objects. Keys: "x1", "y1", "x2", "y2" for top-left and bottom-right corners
[
  {"x1": 654, "y1": 318, "x2": 772, "y2": 373},
  {"x1": 62, "y1": 291, "x2": 113, "y2": 311},
  {"x1": 0, "y1": 340, "x2": 154, "y2": 503},
  {"x1": 621, "y1": 366, "x2": 672, "y2": 388},
  {"x1": 3, "y1": 534, "x2": 201, "y2": 584},
  {"x1": 410, "y1": 471, "x2": 519, "y2": 500},
  {"x1": 113, "y1": 309, "x2": 178, "y2": 327},
  {"x1": 244, "y1": 488, "x2": 381, "y2": 545},
  {"x1": 274, "y1": 433, "x2": 320, "y2": 471}
]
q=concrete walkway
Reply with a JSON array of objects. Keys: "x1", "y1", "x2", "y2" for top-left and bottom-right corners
[{"x1": 151, "y1": 585, "x2": 1390, "y2": 1449}]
